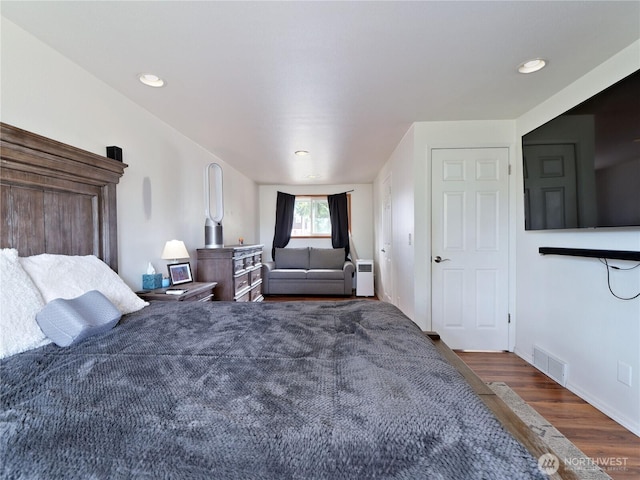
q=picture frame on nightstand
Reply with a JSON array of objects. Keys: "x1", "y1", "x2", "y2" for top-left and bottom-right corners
[{"x1": 168, "y1": 262, "x2": 193, "y2": 285}]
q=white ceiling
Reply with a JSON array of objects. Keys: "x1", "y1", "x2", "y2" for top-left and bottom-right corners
[{"x1": 2, "y1": 1, "x2": 639, "y2": 185}]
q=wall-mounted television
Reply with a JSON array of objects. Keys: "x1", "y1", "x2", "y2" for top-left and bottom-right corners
[{"x1": 522, "y1": 69, "x2": 639, "y2": 230}]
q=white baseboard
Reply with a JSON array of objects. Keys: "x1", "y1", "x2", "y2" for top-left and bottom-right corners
[
  {"x1": 514, "y1": 347, "x2": 640, "y2": 437},
  {"x1": 565, "y1": 382, "x2": 640, "y2": 437}
]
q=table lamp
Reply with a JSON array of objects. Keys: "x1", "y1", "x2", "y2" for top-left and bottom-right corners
[{"x1": 161, "y1": 240, "x2": 190, "y2": 264}]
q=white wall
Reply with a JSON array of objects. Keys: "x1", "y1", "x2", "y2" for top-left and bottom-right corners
[
  {"x1": 515, "y1": 41, "x2": 640, "y2": 435},
  {"x1": 258, "y1": 184, "x2": 373, "y2": 262},
  {"x1": 373, "y1": 121, "x2": 516, "y2": 331},
  {"x1": 373, "y1": 126, "x2": 417, "y2": 320},
  {"x1": 1, "y1": 18, "x2": 259, "y2": 289}
]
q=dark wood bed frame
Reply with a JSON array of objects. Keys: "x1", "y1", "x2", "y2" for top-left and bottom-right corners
[
  {"x1": 0, "y1": 122, "x2": 572, "y2": 479},
  {"x1": 0, "y1": 122, "x2": 126, "y2": 271}
]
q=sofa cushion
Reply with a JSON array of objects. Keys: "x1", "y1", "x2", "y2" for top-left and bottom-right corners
[
  {"x1": 306, "y1": 269, "x2": 345, "y2": 280},
  {"x1": 309, "y1": 248, "x2": 345, "y2": 270},
  {"x1": 275, "y1": 248, "x2": 309, "y2": 269},
  {"x1": 269, "y1": 269, "x2": 308, "y2": 280}
]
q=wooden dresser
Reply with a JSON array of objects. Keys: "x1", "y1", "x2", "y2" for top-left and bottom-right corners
[{"x1": 196, "y1": 245, "x2": 264, "y2": 302}]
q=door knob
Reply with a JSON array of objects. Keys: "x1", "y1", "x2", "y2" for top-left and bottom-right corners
[{"x1": 433, "y1": 256, "x2": 450, "y2": 263}]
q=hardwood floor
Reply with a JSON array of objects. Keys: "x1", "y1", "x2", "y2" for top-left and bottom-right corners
[
  {"x1": 263, "y1": 293, "x2": 378, "y2": 302},
  {"x1": 457, "y1": 351, "x2": 640, "y2": 480}
]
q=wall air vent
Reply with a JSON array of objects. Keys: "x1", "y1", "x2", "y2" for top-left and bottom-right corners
[
  {"x1": 358, "y1": 263, "x2": 372, "y2": 273},
  {"x1": 533, "y1": 346, "x2": 568, "y2": 387}
]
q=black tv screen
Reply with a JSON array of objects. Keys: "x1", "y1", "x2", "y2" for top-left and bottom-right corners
[{"x1": 522, "y1": 69, "x2": 640, "y2": 230}]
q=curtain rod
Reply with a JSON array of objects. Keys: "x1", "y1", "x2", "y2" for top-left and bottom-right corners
[{"x1": 281, "y1": 190, "x2": 355, "y2": 195}]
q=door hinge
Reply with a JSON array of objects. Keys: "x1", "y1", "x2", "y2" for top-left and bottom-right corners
[
  {"x1": 508, "y1": 313, "x2": 511, "y2": 324},
  {"x1": 508, "y1": 164, "x2": 512, "y2": 175}
]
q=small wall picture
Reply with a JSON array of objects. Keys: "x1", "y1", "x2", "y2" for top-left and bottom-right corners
[{"x1": 168, "y1": 262, "x2": 193, "y2": 285}]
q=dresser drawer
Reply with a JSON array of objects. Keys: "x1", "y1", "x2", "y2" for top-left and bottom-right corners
[
  {"x1": 235, "y1": 290, "x2": 250, "y2": 302},
  {"x1": 233, "y1": 258, "x2": 245, "y2": 274},
  {"x1": 234, "y1": 272, "x2": 250, "y2": 294},
  {"x1": 250, "y1": 285, "x2": 263, "y2": 302},
  {"x1": 249, "y1": 267, "x2": 262, "y2": 285},
  {"x1": 191, "y1": 290, "x2": 214, "y2": 302}
]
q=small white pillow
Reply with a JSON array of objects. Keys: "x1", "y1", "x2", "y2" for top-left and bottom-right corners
[
  {"x1": 20, "y1": 254, "x2": 147, "y2": 315},
  {"x1": 0, "y1": 248, "x2": 51, "y2": 359}
]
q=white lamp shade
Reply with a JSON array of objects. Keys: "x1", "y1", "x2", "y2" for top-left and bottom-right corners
[{"x1": 161, "y1": 240, "x2": 190, "y2": 260}]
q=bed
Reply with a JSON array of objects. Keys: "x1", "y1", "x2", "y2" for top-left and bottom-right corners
[{"x1": 0, "y1": 123, "x2": 558, "y2": 479}]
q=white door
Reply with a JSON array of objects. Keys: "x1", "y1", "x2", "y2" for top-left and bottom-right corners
[
  {"x1": 380, "y1": 174, "x2": 393, "y2": 303},
  {"x1": 431, "y1": 148, "x2": 510, "y2": 350}
]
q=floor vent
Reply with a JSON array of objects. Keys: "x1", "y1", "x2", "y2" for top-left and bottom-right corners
[{"x1": 533, "y1": 346, "x2": 568, "y2": 387}]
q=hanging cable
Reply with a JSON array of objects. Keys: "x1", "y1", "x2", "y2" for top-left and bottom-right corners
[{"x1": 600, "y1": 258, "x2": 640, "y2": 300}]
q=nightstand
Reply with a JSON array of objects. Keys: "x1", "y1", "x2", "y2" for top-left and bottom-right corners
[{"x1": 136, "y1": 282, "x2": 217, "y2": 302}]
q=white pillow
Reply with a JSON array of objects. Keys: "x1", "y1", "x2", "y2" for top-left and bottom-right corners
[
  {"x1": 0, "y1": 248, "x2": 51, "y2": 359},
  {"x1": 20, "y1": 254, "x2": 147, "y2": 315}
]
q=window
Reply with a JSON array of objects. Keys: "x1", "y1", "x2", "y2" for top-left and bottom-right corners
[
  {"x1": 292, "y1": 196, "x2": 331, "y2": 237},
  {"x1": 290, "y1": 194, "x2": 352, "y2": 238}
]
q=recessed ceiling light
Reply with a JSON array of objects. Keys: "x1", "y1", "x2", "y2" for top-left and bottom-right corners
[
  {"x1": 518, "y1": 59, "x2": 547, "y2": 74},
  {"x1": 294, "y1": 150, "x2": 310, "y2": 156},
  {"x1": 138, "y1": 73, "x2": 165, "y2": 87}
]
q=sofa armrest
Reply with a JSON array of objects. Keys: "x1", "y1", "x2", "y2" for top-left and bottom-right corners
[
  {"x1": 261, "y1": 261, "x2": 275, "y2": 294},
  {"x1": 343, "y1": 260, "x2": 355, "y2": 295},
  {"x1": 263, "y1": 260, "x2": 276, "y2": 271}
]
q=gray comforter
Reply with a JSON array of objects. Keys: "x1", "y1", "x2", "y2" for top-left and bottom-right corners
[{"x1": 1, "y1": 300, "x2": 544, "y2": 479}]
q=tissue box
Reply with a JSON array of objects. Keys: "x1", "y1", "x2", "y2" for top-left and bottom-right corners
[{"x1": 142, "y1": 274, "x2": 163, "y2": 289}]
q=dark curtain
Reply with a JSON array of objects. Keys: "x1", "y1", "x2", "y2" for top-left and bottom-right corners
[
  {"x1": 328, "y1": 192, "x2": 350, "y2": 258},
  {"x1": 272, "y1": 191, "x2": 296, "y2": 259}
]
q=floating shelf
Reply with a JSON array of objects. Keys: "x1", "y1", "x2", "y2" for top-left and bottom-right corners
[{"x1": 539, "y1": 247, "x2": 640, "y2": 261}]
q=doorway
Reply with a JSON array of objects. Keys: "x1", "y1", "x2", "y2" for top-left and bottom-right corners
[{"x1": 380, "y1": 174, "x2": 393, "y2": 303}]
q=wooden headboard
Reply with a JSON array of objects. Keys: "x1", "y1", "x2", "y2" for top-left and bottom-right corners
[{"x1": 0, "y1": 123, "x2": 127, "y2": 271}]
